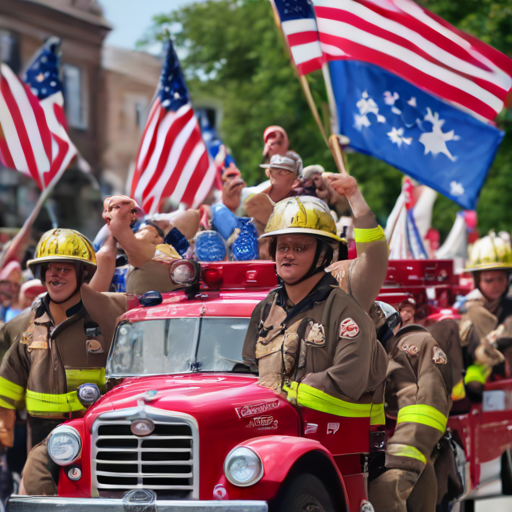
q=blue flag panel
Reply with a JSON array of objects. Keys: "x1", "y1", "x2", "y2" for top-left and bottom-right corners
[{"x1": 329, "y1": 60, "x2": 504, "y2": 209}]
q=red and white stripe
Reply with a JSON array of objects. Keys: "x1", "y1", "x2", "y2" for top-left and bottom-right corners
[
  {"x1": 130, "y1": 100, "x2": 216, "y2": 213},
  {"x1": 291, "y1": 0, "x2": 512, "y2": 121},
  {"x1": 0, "y1": 64, "x2": 76, "y2": 189},
  {"x1": 279, "y1": 15, "x2": 325, "y2": 75}
]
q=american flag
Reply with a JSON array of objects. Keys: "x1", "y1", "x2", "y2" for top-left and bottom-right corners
[
  {"x1": 0, "y1": 37, "x2": 77, "y2": 190},
  {"x1": 272, "y1": 0, "x2": 512, "y2": 122},
  {"x1": 130, "y1": 40, "x2": 216, "y2": 213}
]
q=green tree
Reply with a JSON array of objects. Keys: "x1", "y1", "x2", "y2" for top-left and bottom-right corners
[{"x1": 141, "y1": 0, "x2": 512, "y2": 238}]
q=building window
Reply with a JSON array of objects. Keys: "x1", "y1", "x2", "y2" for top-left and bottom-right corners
[
  {"x1": 63, "y1": 63, "x2": 85, "y2": 129},
  {"x1": 0, "y1": 30, "x2": 20, "y2": 73}
]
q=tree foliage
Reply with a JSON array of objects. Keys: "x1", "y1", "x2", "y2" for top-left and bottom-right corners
[{"x1": 140, "y1": 0, "x2": 512, "y2": 237}]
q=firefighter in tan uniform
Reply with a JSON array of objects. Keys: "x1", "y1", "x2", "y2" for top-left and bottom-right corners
[
  {"x1": 243, "y1": 174, "x2": 388, "y2": 441},
  {"x1": 0, "y1": 229, "x2": 131, "y2": 495},
  {"x1": 460, "y1": 232, "x2": 512, "y2": 401},
  {"x1": 369, "y1": 302, "x2": 452, "y2": 512}
]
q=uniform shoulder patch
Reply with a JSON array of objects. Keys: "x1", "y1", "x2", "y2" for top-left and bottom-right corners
[
  {"x1": 401, "y1": 344, "x2": 419, "y2": 356},
  {"x1": 339, "y1": 318, "x2": 360, "y2": 339},
  {"x1": 432, "y1": 347, "x2": 448, "y2": 365}
]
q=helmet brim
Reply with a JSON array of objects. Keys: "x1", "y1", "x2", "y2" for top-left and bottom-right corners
[
  {"x1": 260, "y1": 227, "x2": 342, "y2": 243},
  {"x1": 465, "y1": 263, "x2": 512, "y2": 273},
  {"x1": 27, "y1": 255, "x2": 98, "y2": 271}
]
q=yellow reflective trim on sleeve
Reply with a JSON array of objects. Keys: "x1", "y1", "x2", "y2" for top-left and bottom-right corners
[
  {"x1": 370, "y1": 403, "x2": 385, "y2": 426},
  {"x1": 25, "y1": 389, "x2": 85, "y2": 415},
  {"x1": 387, "y1": 443, "x2": 427, "y2": 465},
  {"x1": 397, "y1": 404, "x2": 447, "y2": 432},
  {"x1": 0, "y1": 376, "x2": 25, "y2": 408},
  {"x1": 65, "y1": 368, "x2": 106, "y2": 392},
  {"x1": 290, "y1": 383, "x2": 372, "y2": 417},
  {"x1": 353, "y1": 226, "x2": 385, "y2": 244},
  {"x1": 0, "y1": 398, "x2": 16, "y2": 410},
  {"x1": 464, "y1": 364, "x2": 491, "y2": 386},
  {"x1": 451, "y1": 379, "x2": 466, "y2": 401}
]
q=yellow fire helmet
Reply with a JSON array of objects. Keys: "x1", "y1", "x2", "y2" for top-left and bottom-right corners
[
  {"x1": 27, "y1": 228, "x2": 97, "y2": 273},
  {"x1": 466, "y1": 231, "x2": 512, "y2": 272},
  {"x1": 261, "y1": 196, "x2": 342, "y2": 243}
]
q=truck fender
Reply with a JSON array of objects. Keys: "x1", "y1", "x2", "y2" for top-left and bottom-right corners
[{"x1": 218, "y1": 435, "x2": 349, "y2": 508}]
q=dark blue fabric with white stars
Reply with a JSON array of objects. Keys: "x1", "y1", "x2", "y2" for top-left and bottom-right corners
[
  {"x1": 23, "y1": 37, "x2": 63, "y2": 101},
  {"x1": 158, "y1": 39, "x2": 189, "y2": 112},
  {"x1": 274, "y1": 0, "x2": 316, "y2": 22}
]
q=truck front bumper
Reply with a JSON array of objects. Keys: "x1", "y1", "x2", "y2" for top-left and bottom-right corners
[{"x1": 7, "y1": 496, "x2": 268, "y2": 512}]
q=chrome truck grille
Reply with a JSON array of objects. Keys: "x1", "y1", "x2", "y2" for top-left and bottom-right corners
[{"x1": 91, "y1": 406, "x2": 199, "y2": 499}]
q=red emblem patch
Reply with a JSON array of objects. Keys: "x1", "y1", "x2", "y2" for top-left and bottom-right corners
[{"x1": 339, "y1": 318, "x2": 360, "y2": 339}]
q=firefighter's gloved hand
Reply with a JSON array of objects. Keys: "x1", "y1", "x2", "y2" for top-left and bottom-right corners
[{"x1": 0, "y1": 409, "x2": 16, "y2": 448}]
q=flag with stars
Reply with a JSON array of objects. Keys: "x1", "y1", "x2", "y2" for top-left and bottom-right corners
[
  {"x1": 271, "y1": 0, "x2": 512, "y2": 209},
  {"x1": 130, "y1": 40, "x2": 216, "y2": 213},
  {"x1": 330, "y1": 60, "x2": 504, "y2": 209},
  {"x1": 0, "y1": 37, "x2": 77, "y2": 190}
]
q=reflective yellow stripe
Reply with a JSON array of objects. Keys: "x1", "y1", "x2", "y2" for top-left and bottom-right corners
[
  {"x1": 397, "y1": 404, "x2": 447, "y2": 432},
  {"x1": 464, "y1": 364, "x2": 491, "y2": 385},
  {"x1": 387, "y1": 443, "x2": 427, "y2": 465},
  {"x1": 354, "y1": 226, "x2": 385, "y2": 244},
  {"x1": 370, "y1": 403, "x2": 385, "y2": 426},
  {"x1": 451, "y1": 379, "x2": 466, "y2": 401},
  {"x1": 0, "y1": 398, "x2": 16, "y2": 410},
  {"x1": 65, "y1": 368, "x2": 106, "y2": 392},
  {"x1": 0, "y1": 376, "x2": 25, "y2": 409},
  {"x1": 285, "y1": 383, "x2": 372, "y2": 418},
  {"x1": 25, "y1": 389, "x2": 85, "y2": 415}
]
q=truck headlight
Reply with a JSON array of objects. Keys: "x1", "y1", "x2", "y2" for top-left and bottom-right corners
[
  {"x1": 47, "y1": 426, "x2": 82, "y2": 466},
  {"x1": 224, "y1": 447, "x2": 263, "y2": 487}
]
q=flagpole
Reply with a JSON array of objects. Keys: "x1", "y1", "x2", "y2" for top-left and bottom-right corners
[
  {"x1": 270, "y1": 1, "x2": 329, "y2": 147},
  {"x1": 0, "y1": 182, "x2": 56, "y2": 270},
  {"x1": 299, "y1": 75, "x2": 329, "y2": 146},
  {"x1": 321, "y1": 63, "x2": 339, "y2": 135}
]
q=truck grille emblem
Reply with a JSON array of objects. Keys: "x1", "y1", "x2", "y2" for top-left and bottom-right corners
[{"x1": 130, "y1": 419, "x2": 155, "y2": 437}]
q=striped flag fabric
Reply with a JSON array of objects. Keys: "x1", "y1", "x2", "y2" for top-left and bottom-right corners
[
  {"x1": 272, "y1": 0, "x2": 512, "y2": 209},
  {"x1": 0, "y1": 37, "x2": 77, "y2": 190},
  {"x1": 273, "y1": 0, "x2": 512, "y2": 122},
  {"x1": 130, "y1": 40, "x2": 216, "y2": 213},
  {"x1": 271, "y1": 0, "x2": 325, "y2": 75}
]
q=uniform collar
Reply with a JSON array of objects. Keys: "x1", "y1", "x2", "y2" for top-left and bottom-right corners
[
  {"x1": 274, "y1": 273, "x2": 338, "y2": 323},
  {"x1": 38, "y1": 293, "x2": 85, "y2": 333}
]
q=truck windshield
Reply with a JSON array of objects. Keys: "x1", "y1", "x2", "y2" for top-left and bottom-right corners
[{"x1": 106, "y1": 317, "x2": 251, "y2": 377}]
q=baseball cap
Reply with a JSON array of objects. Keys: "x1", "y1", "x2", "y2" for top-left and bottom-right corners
[{"x1": 260, "y1": 152, "x2": 303, "y2": 175}]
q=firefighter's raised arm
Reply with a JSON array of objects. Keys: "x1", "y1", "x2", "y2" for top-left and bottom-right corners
[{"x1": 325, "y1": 174, "x2": 388, "y2": 313}]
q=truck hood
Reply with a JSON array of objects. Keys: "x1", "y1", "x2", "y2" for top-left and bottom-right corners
[{"x1": 85, "y1": 373, "x2": 299, "y2": 432}]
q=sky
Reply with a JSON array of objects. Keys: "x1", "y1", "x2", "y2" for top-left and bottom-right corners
[{"x1": 101, "y1": 0, "x2": 203, "y2": 50}]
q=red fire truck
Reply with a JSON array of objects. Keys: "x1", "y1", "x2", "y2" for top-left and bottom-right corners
[{"x1": 7, "y1": 260, "x2": 512, "y2": 512}]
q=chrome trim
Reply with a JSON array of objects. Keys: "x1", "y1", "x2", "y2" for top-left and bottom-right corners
[
  {"x1": 91, "y1": 405, "x2": 199, "y2": 498},
  {"x1": 7, "y1": 496, "x2": 268, "y2": 512}
]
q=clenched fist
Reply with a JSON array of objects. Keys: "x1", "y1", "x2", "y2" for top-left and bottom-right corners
[{"x1": 325, "y1": 174, "x2": 359, "y2": 199}]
